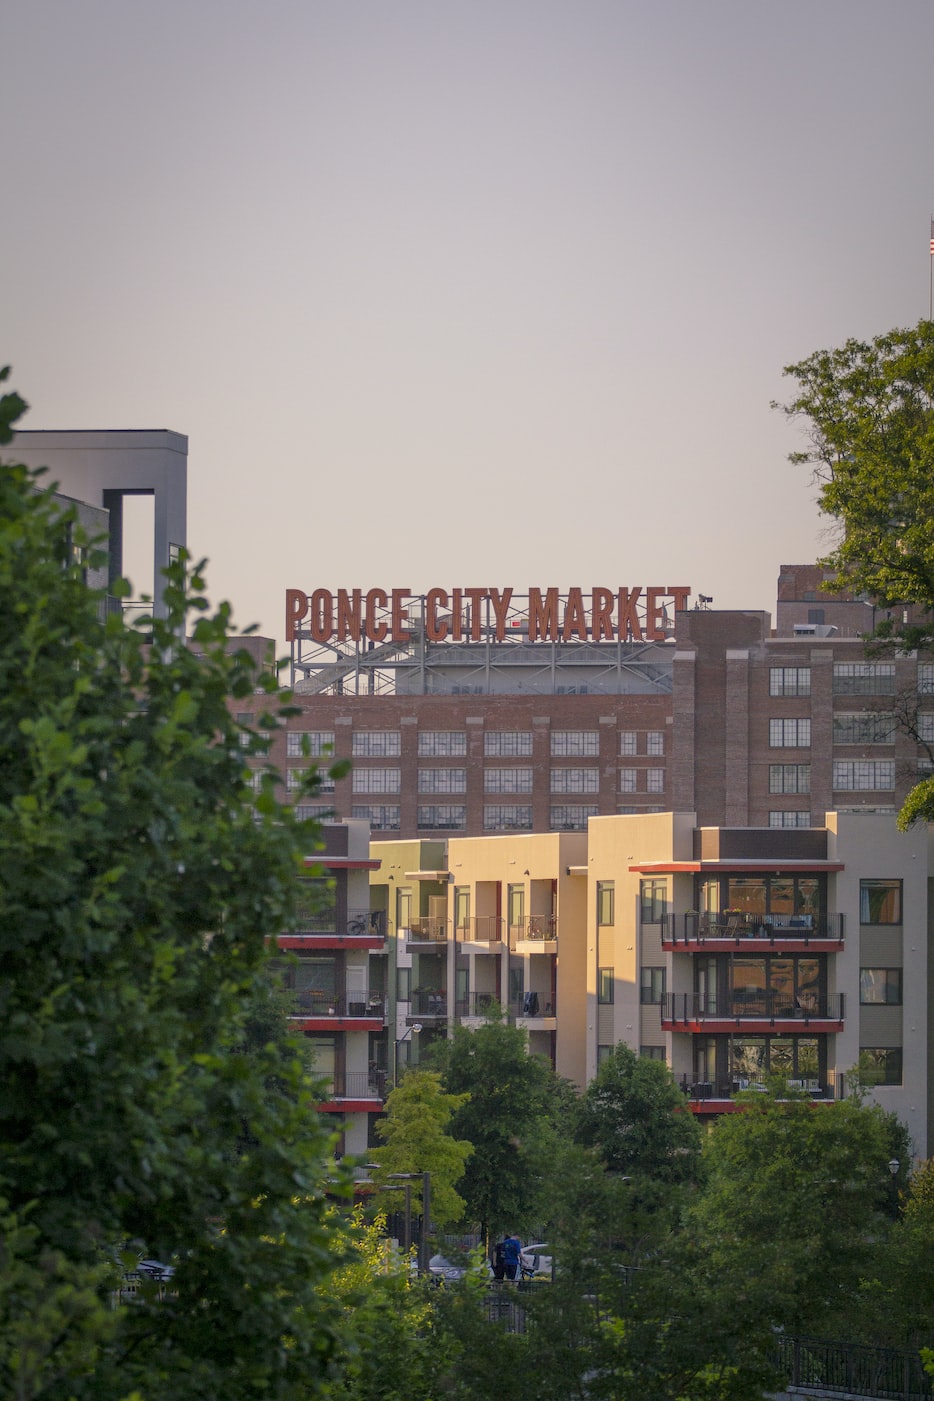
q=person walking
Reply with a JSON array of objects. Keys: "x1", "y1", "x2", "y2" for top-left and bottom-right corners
[{"x1": 502, "y1": 1232, "x2": 521, "y2": 1282}]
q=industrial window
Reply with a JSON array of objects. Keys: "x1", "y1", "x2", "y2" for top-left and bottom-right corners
[
  {"x1": 236, "y1": 712, "x2": 253, "y2": 748},
  {"x1": 417, "y1": 768, "x2": 467, "y2": 794},
  {"x1": 484, "y1": 767, "x2": 533, "y2": 793},
  {"x1": 596, "y1": 881, "x2": 615, "y2": 926},
  {"x1": 597, "y1": 968, "x2": 614, "y2": 1004},
  {"x1": 857, "y1": 1047, "x2": 903, "y2": 1085},
  {"x1": 640, "y1": 967, "x2": 666, "y2": 1005},
  {"x1": 769, "y1": 764, "x2": 810, "y2": 794},
  {"x1": 769, "y1": 718, "x2": 811, "y2": 748},
  {"x1": 832, "y1": 713, "x2": 895, "y2": 745},
  {"x1": 550, "y1": 731, "x2": 599, "y2": 757},
  {"x1": 859, "y1": 880, "x2": 901, "y2": 925},
  {"x1": 483, "y1": 805, "x2": 533, "y2": 831},
  {"x1": 619, "y1": 731, "x2": 637, "y2": 756},
  {"x1": 353, "y1": 768, "x2": 402, "y2": 794},
  {"x1": 833, "y1": 663, "x2": 895, "y2": 695},
  {"x1": 619, "y1": 769, "x2": 638, "y2": 793},
  {"x1": 640, "y1": 879, "x2": 667, "y2": 923},
  {"x1": 484, "y1": 731, "x2": 533, "y2": 757},
  {"x1": 287, "y1": 731, "x2": 334, "y2": 758},
  {"x1": 769, "y1": 810, "x2": 811, "y2": 828},
  {"x1": 646, "y1": 768, "x2": 665, "y2": 793},
  {"x1": 417, "y1": 805, "x2": 467, "y2": 830},
  {"x1": 418, "y1": 731, "x2": 467, "y2": 757},
  {"x1": 550, "y1": 804, "x2": 598, "y2": 831},
  {"x1": 917, "y1": 713, "x2": 934, "y2": 743},
  {"x1": 351, "y1": 804, "x2": 401, "y2": 831},
  {"x1": 859, "y1": 968, "x2": 903, "y2": 1005},
  {"x1": 646, "y1": 731, "x2": 664, "y2": 756},
  {"x1": 294, "y1": 803, "x2": 334, "y2": 821},
  {"x1": 352, "y1": 731, "x2": 401, "y2": 757},
  {"x1": 833, "y1": 760, "x2": 895, "y2": 791},
  {"x1": 288, "y1": 768, "x2": 334, "y2": 794},
  {"x1": 770, "y1": 666, "x2": 811, "y2": 697},
  {"x1": 919, "y1": 664, "x2": 934, "y2": 695},
  {"x1": 550, "y1": 767, "x2": 599, "y2": 794}
]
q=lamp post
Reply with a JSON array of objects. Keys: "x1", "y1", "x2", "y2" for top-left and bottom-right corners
[
  {"x1": 392, "y1": 1022, "x2": 422, "y2": 1085},
  {"x1": 389, "y1": 1171, "x2": 431, "y2": 1276}
]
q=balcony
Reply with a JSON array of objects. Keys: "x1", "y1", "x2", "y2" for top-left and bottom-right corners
[
  {"x1": 290, "y1": 989, "x2": 386, "y2": 1029},
  {"x1": 512, "y1": 992, "x2": 556, "y2": 1024},
  {"x1": 663, "y1": 912, "x2": 844, "y2": 953},
  {"x1": 680, "y1": 1077, "x2": 835, "y2": 1113},
  {"x1": 455, "y1": 991, "x2": 504, "y2": 1021},
  {"x1": 281, "y1": 907, "x2": 386, "y2": 950},
  {"x1": 408, "y1": 989, "x2": 448, "y2": 1020},
  {"x1": 316, "y1": 1068, "x2": 387, "y2": 1111},
  {"x1": 405, "y1": 917, "x2": 450, "y2": 949},
  {"x1": 511, "y1": 916, "x2": 558, "y2": 952},
  {"x1": 457, "y1": 916, "x2": 505, "y2": 948},
  {"x1": 662, "y1": 991, "x2": 844, "y2": 1033}
]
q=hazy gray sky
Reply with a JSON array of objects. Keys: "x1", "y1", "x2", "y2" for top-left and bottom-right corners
[{"x1": 6, "y1": 1, "x2": 934, "y2": 652}]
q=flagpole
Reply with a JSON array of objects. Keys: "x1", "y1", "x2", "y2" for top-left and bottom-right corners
[{"x1": 930, "y1": 215, "x2": 933, "y2": 321}]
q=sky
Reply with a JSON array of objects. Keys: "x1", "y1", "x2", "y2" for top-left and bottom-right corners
[{"x1": 5, "y1": 1, "x2": 934, "y2": 654}]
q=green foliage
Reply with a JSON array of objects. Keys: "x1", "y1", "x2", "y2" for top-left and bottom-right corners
[
  {"x1": 0, "y1": 379, "x2": 350, "y2": 1398},
  {"x1": 776, "y1": 320, "x2": 934, "y2": 644},
  {"x1": 369, "y1": 1070, "x2": 472, "y2": 1228},
  {"x1": 576, "y1": 1043, "x2": 702, "y2": 1187},
  {"x1": 436, "y1": 1016, "x2": 571, "y2": 1237},
  {"x1": 691, "y1": 1092, "x2": 895, "y2": 1339}
]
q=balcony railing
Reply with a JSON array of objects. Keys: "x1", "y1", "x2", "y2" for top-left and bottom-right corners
[
  {"x1": 513, "y1": 992, "x2": 555, "y2": 1018},
  {"x1": 407, "y1": 917, "x2": 449, "y2": 943},
  {"x1": 317, "y1": 1069, "x2": 387, "y2": 1101},
  {"x1": 775, "y1": 1335, "x2": 933, "y2": 1399},
  {"x1": 513, "y1": 916, "x2": 558, "y2": 943},
  {"x1": 293, "y1": 990, "x2": 386, "y2": 1019},
  {"x1": 675, "y1": 912, "x2": 844, "y2": 946},
  {"x1": 410, "y1": 989, "x2": 448, "y2": 1017},
  {"x1": 663, "y1": 991, "x2": 844, "y2": 1023},
  {"x1": 455, "y1": 992, "x2": 504, "y2": 1018},
  {"x1": 682, "y1": 1076, "x2": 830, "y2": 1102},
  {"x1": 459, "y1": 916, "x2": 505, "y2": 943},
  {"x1": 289, "y1": 907, "x2": 386, "y2": 938}
]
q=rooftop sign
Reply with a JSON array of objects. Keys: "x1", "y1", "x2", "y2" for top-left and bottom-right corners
[{"x1": 286, "y1": 586, "x2": 691, "y2": 645}]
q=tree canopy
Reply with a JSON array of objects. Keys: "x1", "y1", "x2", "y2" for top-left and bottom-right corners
[
  {"x1": 576, "y1": 1043, "x2": 701, "y2": 1185},
  {"x1": 370, "y1": 1070, "x2": 473, "y2": 1229},
  {"x1": 0, "y1": 371, "x2": 349, "y2": 1399}
]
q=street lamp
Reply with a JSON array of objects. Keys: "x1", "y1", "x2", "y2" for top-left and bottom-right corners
[
  {"x1": 392, "y1": 1023, "x2": 422, "y2": 1084},
  {"x1": 389, "y1": 1171, "x2": 432, "y2": 1276}
]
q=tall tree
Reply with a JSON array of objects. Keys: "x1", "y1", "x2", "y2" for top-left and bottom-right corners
[
  {"x1": 576, "y1": 1043, "x2": 702, "y2": 1185},
  {"x1": 0, "y1": 372, "x2": 349, "y2": 1399},
  {"x1": 369, "y1": 1070, "x2": 473, "y2": 1230}
]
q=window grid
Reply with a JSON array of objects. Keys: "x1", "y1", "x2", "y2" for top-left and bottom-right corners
[
  {"x1": 417, "y1": 768, "x2": 467, "y2": 794},
  {"x1": 646, "y1": 768, "x2": 665, "y2": 793},
  {"x1": 484, "y1": 767, "x2": 533, "y2": 794},
  {"x1": 550, "y1": 804, "x2": 599, "y2": 831},
  {"x1": 832, "y1": 760, "x2": 895, "y2": 791},
  {"x1": 295, "y1": 803, "x2": 335, "y2": 821},
  {"x1": 484, "y1": 731, "x2": 533, "y2": 757},
  {"x1": 417, "y1": 731, "x2": 467, "y2": 757},
  {"x1": 769, "y1": 810, "x2": 811, "y2": 828},
  {"x1": 833, "y1": 663, "x2": 895, "y2": 695},
  {"x1": 550, "y1": 767, "x2": 599, "y2": 794},
  {"x1": 417, "y1": 804, "x2": 467, "y2": 830},
  {"x1": 770, "y1": 666, "x2": 811, "y2": 697},
  {"x1": 619, "y1": 731, "x2": 637, "y2": 756},
  {"x1": 619, "y1": 769, "x2": 638, "y2": 793},
  {"x1": 646, "y1": 731, "x2": 664, "y2": 756},
  {"x1": 832, "y1": 713, "x2": 895, "y2": 745},
  {"x1": 919, "y1": 663, "x2": 934, "y2": 695},
  {"x1": 287, "y1": 768, "x2": 335, "y2": 794},
  {"x1": 550, "y1": 731, "x2": 600, "y2": 757},
  {"x1": 769, "y1": 764, "x2": 811, "y2": 794},
  {"x1": 769, "y1": 717, "x2": 811, "y2": 748},
  {"x1": 350, "y1": 803, "x2": 401, "y2": 831},
  {"x1": 483, "y1": 805, "x2": 533, "y2": 831},
  {"x1": 917, "y1": 713, "x2": 934, "y2": 743},
  {"x1": 287, "y1": 731, "x2": 334, "y2": 758},
  {"x1": 352, "y1": 731, "x2": 401, "y2": 757},
  {"x1": 352, "y1": 768, "x2": 402, "y2": 794}
]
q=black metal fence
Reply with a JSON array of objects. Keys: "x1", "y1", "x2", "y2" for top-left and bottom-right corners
[{"x1": 775, "y1": 1336, "x2": 932, "y2": 1399}]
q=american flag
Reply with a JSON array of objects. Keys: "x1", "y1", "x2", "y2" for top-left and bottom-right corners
[{"x1": 930, "y1": 218, "x2": 934, "y2": 256}]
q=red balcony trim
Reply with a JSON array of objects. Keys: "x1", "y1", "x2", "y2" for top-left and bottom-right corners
[
  {"x1": 629, "y1": 861, "x2": 845, "y2": 874},
  {"x1": 303, "y1": 856, "x2": 382, "y2": 870},
  {"x1": 661, "y1": 937, "x2": 844, "y2": 955},
  {"x1": 277, "y1": 935, "x2": 384, "y2": 950},
  {"x1": 316, "y1": 1099, "x2": 384, "y2": 1113},
  {"x1": 292, "y1": 1016, "x2": 385, "y2": 1032},
  {"x1": 662, "y1": 1016, "x2": 844, "y2": 1034}
]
